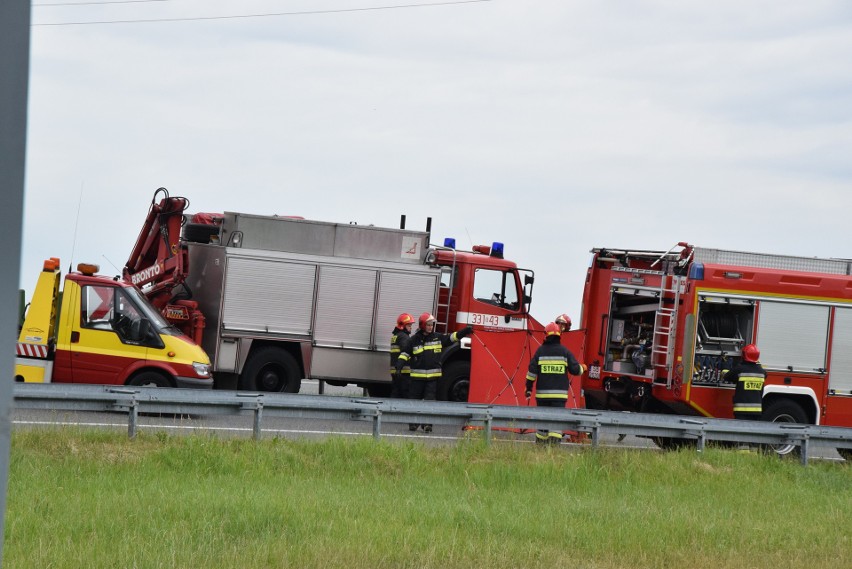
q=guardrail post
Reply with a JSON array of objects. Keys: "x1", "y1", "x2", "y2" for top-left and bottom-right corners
[
  {"x1": 238, "y1": 393, "x2": 264, "y2": 440},
  {"x1": 696, "y1": 432, "x2": 706, "y2": 453},
  {"x1": 353, "y1": 400, "x2": 383, "y2": 440},
  {"x1": 106, "y1": 387, "x2": 139, "y2": 439},
  {"x1": 253, "y1": 400, "x2": 264, "y2": 441},
  {"x1": 677, "y1": 418, "x2": 705, "y2": 454},
  {"x1": 128, "y1": 396, "x2": 138, "y2": 439},
  {"x1": 484, "y1": 410, "x2": 492, "y2": 446},
  {"x1": 590, "y1": 424, "x2": 600, "y2": 448},
  {"x1": 800, "y1": 437, "x2": 810, "y2": 466},
  {"x1": 372, "y1": 408, "x2": 382, "y2": 441}
]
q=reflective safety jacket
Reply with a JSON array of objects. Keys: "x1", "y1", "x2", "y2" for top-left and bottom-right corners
[
  {"x1": 723, "y1": 361, "x2": 766, "y2": 415},
  {"x1": 525, "y1": 335, "x2": 584, "y2": 399},
  {"x1": 390, "y1": 327, "x2": 411, "y2": 375},
  {"x1": 396, "y1": 329, "x2": 462, "y2": 381}
]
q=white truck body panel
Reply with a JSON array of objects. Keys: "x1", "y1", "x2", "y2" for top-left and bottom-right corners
[{"x1": 183, "y1": 214, "x2": 440, "y2": 383}]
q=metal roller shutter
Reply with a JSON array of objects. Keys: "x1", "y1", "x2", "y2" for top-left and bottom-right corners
[
  {"x1": 829, "y1": 307, "x2": 852, "y2": 394},
  {"x1": 374, "y1": 271, "x2": 440, "y2": 349},
  {"x1": 314, "y1": 266, "x2": 377, "y2": 349},
  {"x1": 757, "y1": 301, "x2": 829, "y2": 373},
  {"x1": 222, "y1": 258, "x2": 316, "y2": 334}
]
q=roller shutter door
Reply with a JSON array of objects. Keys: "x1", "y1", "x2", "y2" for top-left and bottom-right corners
[
  {"x1": 757, "y1": 301, "x2": 828, "y2": 373},
  {"x1": 222, "y1": 258, "x2": 316, "y2": 335},
  {"x1": 829, "y1": 307, "x2": 852, "y2": 394},
  {"x1": 314, "y1": 266, "x2": 377, "y2": 349},
  {"x1": 374, "y1": 271, "x2": 439, "y2": 349}
]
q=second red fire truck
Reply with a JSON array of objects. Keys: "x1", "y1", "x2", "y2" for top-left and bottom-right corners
[{"x1": 571, "y1": 241, "x2": 852, "y2": 455}]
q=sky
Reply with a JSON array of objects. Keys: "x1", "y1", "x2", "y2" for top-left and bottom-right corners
[{"x1": 21, "y1": 0, "x2": 852, "y2": 327}]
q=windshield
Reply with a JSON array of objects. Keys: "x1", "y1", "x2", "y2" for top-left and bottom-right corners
[{"x1": 80, "y1": 283, "x2": 175, "y2": 345}]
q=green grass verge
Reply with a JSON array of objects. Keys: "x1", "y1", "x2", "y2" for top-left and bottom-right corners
[{"x1": 5, "y1": 428, "x2": 850, "y2": 568}]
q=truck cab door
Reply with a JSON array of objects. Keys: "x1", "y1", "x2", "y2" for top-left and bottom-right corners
[
  {"x1": 65, "y1": 284, "x2": 151, "y2": 385},
  {"x1": 463, "y1": 267, "x2": 537, "y2": 405}
]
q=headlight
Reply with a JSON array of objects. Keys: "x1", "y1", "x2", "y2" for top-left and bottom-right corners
[{"x1": 193, "y1": 361, "x2": 211, "y2": 377}]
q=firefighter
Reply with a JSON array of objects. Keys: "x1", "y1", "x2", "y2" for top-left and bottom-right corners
[
  {"x1": 723, "y1": 343, "x2": 766, "y2": 421},
  {"x1": 390, "y1": 313, "x2": 414, "y2": 399},
  {"x1": 555, "y1": 313, "x2": 572, "y2": 333},
  {"x1": 525, "y1": 322, "x2": 586, "y2": 444},
  {"x1": 395, "y1": 313, "x2": 473, "y2": 432}
]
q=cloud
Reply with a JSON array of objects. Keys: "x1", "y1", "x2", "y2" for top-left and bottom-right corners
[{"x1": 22, "y1": 0, "x2": 852, "y2": 325}]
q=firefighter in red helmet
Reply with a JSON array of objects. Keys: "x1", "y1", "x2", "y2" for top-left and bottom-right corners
[
  {"x1": 525, "y1": 322, "x2": 585, "y2": 444},
  {"x1": 395, "y1": 312, "x2": 473, "y2": 432},
  {"x1": 555, "y1": 313, "x2": 572, "y2": 333},
  {"x1": 390, "y1": 313, "x2": 415, "y2": 399},
  {"x1": 723, "y1": 343, "x2": 766, "y2": 421}
]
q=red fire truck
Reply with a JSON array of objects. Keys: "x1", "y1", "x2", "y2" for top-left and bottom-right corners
[
  {"x1": 574, "y1": 242, "x2": 852, "y2": 455},
  {"x1": 122, "y1": 188, "x2": 565, "y2": 406}
]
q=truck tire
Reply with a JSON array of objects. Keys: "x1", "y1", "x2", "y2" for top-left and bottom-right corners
[
  {"x1": 651, "y1": 436, "x2": 696, "y2": 451},
  {"x1": 761, "y1": 399, "x2": 808, "y2": 457},
  {"x1": 183, "y1": 223, "x2": 219, "y2": 243},
  {"x1": 240, "y1": 347, "x2": 301, "y2": 393},
  {"x1": 127, "y1": 371, "x2": 173, "y2": 388},
  {"x1": 438, "y1": 360, "x2": 470, "y2": 403}
]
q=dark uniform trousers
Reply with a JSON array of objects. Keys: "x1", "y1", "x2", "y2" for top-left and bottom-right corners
[
  {"x1": 724, "y1": 361, "x2": 766, "y2": 421},
  {"x1": 390, "y1": 327, "x2": 410, "y2": 399}
]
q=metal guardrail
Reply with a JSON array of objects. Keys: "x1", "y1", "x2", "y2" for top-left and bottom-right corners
[{"x1": 12, "y1": 383, "x2": 852, "y2": 466}]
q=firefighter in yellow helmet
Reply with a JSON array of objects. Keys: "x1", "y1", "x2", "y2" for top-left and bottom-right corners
[
  {"x1": 390, "y1": 313, "x2": 414, "y2": 399},
  {"x1": 395, "y1": 312, "x2": 472, "y2": 432},
  {"x1": 526, "y1": 322, "x2": 586, "y2": 444}
]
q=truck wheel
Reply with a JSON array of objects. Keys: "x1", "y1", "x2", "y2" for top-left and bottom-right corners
[
  {"x1": 651, "y1": 437, "x2": 696, "y2": 451},
  {"x1": 438, "y1": 361, "x2": 470, "y2": 402},
  {"x1": 761, "y1": 399, "x2": 808, "y2": 457},
  {"x1": 182, "y1": 223, "x2": 219, "y2": 243},
  {"x1": 127, "y1": 371, "x2": 173, "y2": 388},
  {"x1": 240, "y1": 348, "x2": 301, "y2": 393}
]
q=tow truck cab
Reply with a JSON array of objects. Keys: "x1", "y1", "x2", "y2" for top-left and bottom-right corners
[{"x1": 15, "y1": 259, "x2": 212, "y2": 388}]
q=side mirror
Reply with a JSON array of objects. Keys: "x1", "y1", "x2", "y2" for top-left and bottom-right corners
[
  {"x1": 137, "y1": 318, "x2": 165, "y2": 349},
  {"x1": 126, "y1": 318, "x2": 150, "y2": 342},
  {"x1": 524, "y1": 274, "x2": 534, "y2": 286},
  {"x1": 137, "y1": 318, "x2": 152, "y2": 341}
]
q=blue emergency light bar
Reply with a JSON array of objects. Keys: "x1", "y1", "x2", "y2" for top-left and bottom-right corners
[
  {"x1": 442, "y1": 237, "x2": 503, "y2": 258},
  {"x1": 688, "y1": 262, "x2": 704, "y2": 280}
]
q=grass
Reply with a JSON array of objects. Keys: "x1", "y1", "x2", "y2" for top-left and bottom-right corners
[{"x1": 4, "y1": 428, "x2": 851, "y2": 568}]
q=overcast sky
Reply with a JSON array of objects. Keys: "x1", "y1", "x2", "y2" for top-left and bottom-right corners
[{"x1": 22, "y1": 0, "x2": 852, "y2": 326}]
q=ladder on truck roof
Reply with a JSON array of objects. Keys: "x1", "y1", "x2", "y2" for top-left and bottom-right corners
[
  {"x1": 651, "y1": 273, "x2": 684, "y2": 384},
  {"x1": 432, "y1": 246, "x2": 457, "y2": 334}
]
